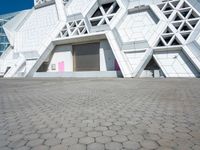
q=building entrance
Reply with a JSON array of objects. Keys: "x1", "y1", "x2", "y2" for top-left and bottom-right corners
[{"x1": 73, "y1": 43, "x2": 100, "y2": 71}]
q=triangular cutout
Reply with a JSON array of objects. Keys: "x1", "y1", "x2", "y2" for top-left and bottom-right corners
[
  {"x1": 180, "y1": 23, "x2": 191, "y2": 31},
  {"x1": 174, "y1": 13, "x2": 182, "y2": 21},
  {"x1": 162, "y1": 35, "x2": 173, "y2": 44},
  {"x1": 170, "y1": 1, "x2": 179, "y2": 8},
  {"x1": 163, "y1": 3, "x2": 173, "y2": 11},
  {"x1": 72, "y1": 29, "x2": 79, "y2": 36},
  {"x1": 79, "y1": 27, "x2": 84, "y2": 33},
  {"x1": 76, "y1": 20, "x2": 81, "y2": 25},
  {"x1": 180, "y1": 1, "x2": 190, "y2": 9},
  {"x1": 90, "y1": 20, "x2": 101, "y2": 26},
  {"x1": 157, "y1": 38, "x2": 165, "y2": 47},
  {"x1": 181, "y1": 33, "x2": 190, "y2": 40},
  {"x1": 164, "y1": 12, "x2": 172, "y2": 18},
  {"x1": 180, "y1": 9, "x2": 190, "y2": 18},
  {"x1": 188, "y1": 11, "x2": 199, "y2": 19},
  {"x1": 144, "y1": 57, "x2": 161, "y2": 70},
  {"x1": 164, "y1": 27, "x2": 173, "y2": 33},
  {"x1": 171, "y1": 37, "x2": 181, "y2": 45},
  {"x1": 92, "y1": 8, "x2": 103, "y2": 17},
  {"x1": 157, "y1": 3, "x2": 165, "y2": 10},
  {"x1": 111, "y1": 3, "x2": 119, "y2": 14},
  {"x1": 142, "y1": 57, "x2": 165, "y2": 78},
  {"x1": 172, "y1": 22, "x2": 182, "y2": 30},
  {"x1": 188, "y1": 19, "x2": 199, "y2": 28},
  {"x1": 70, "y1": 28, "x2": 74, "y2": 33},
  {"x1": 102, "y1": 2, "x2": 113, "y2": 13}
]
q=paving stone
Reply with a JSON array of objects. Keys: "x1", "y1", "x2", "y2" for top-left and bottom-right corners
[
  {"x1": 72, "y1": 131, "x2": 86, "y2": 138},
  {"x1": 157, "y1": 139, "x2": 177, "y2": 147},
  {"x1": 37, "y1": 128, "x2": 51, "y2": 134},
  {"x1": 192, "y1": 145, "x2": 200, "y2": 150},
  {"x1": 50, "y1": 144, "x2": 68, "y2": 150},
  {"x1": 95, "y1": 126, "x2": 108, "y2": 131},
  {"x1": 62, "y1": 137, "x2": 78, "y2": 145},
  {"x1": 109, "y1": 125, "x2": 122, "y2": 131},
  {"x1": 8, "y1": 140, "x2": 27, "y2": 148},
  {"x1": 41, "y1": 133, "x2": 56, "y2": 139},
  {"x1": 0, "y1": 147, "x2": 12, "y2": 150},
  {"x1": 96, "y1": 136, "x2": 111, "y2": 144},
  {"x1": 118, "y1": 129, "x2": 132, "y2": 136},
  {"x1": 157, "y1": 147, "x2": 174, "y2": 150},
  {"x1": 79, "y1": 136, "x2": 94, "y2": 144},
  {"x1": 1, "y1": 79, "x2": 200, "y2": 150},
  {"x1": 190, "y1": 132, "x2": 200, "y2": 139},
  {"x1": 88, "y1": 131, "x2": 102, "y2": 137},
  {"x1": 105, "y1": 142, "x2": 122, "y2": 150},
  {"x1": 87, "y1": 143, "x2": 104, "y2": 150},
  {"x1": 123, "y1": 141, "x2": 141, "y2": 150},
  {"x1": 127, "y1": 134, "x2": 144, "y2": 142},
  {"x1": 32, "y1": 145, "x2": 49, "y2": 150},
  {"x1": 27, "y1": 139, "x2": 44, "y2": 147},
  {"x1": 68, "y1": 144, "x2": 86, "y2": 150},
  {"x1": 44, "y1": 138, "x2": 61, "y2": 146},
  {"x1": 174, "y1": 132, "x2": 192, "y2": 139},
  {"x1": 140, "y1": 140, "x2": 158, "y2": 149},
  {"x1": 0, "y1": 140, "x2": 9, "y2": 147},
  {"x1": 8, "y1": 134, "x2": 24, "y2": 141},
  {"x1": 24, "y1": 134, "x2": 39, "y2": 140},
  {"x1": 103, "y1": 130, "x2": 117, "y2": 137},
  {"x1": 174, "y1": 127, "x2": 190, "y2": 133},
  {"x1": 101, "y1": 122, "x2": 112, "y2": 127},
  {"x1": 112, "y1": 135, "x2": 128, "y2": 142},
  {"x1": 81, "y1": 127, "x2": 94, "y2": 132},
  {"x1": 143, "y1": 133, "x2": 161, "y2": 141},
  {"x1": 15, "y1": 146, "x2": 30, "y2": 150},
  {"x1": 56, "y1": 132, "x2": 71, "y2": 139}
]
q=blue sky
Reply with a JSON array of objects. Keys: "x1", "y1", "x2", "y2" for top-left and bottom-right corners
[{"x1": 0, "y1": 0, "x2": 33, "y2": 15}]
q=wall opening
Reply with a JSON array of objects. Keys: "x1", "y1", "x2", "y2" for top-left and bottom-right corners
[
  {"x1": 141, "y1": 57, "x2": 165, "y2": 78},
  {"x1": 73, "y1": 43, "x2": 100, "y2": 71}
]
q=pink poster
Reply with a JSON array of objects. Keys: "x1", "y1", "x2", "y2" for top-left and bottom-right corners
[{"x1": 58, "y1": 61, "x2": 65, "y2": 72}]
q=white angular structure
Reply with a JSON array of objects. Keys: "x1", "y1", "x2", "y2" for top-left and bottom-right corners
[{"x1": 1, "y1": 0, "x2": 200, "y2": 78}]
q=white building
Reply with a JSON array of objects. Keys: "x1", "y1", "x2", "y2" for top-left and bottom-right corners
[{"x1": 1, "y1": 0, "x2": 200, "y2": 78}]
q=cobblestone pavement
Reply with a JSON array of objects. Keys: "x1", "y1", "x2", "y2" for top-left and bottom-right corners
[{"x1": 0, "y1": 78, "x2": 200, "y2": 150}]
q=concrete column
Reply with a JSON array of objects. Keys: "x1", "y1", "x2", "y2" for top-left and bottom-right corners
[
  {"x1": 55, "y1": 0, "x2": 67, "y2": 22},
  {"x1": 66, "y1": 45, "x2": 73, "y2": 72}
]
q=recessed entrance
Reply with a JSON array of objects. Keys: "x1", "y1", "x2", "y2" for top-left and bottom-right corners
[{"x1": 73, "y1": 43, "x2": 100, "y2": 71}]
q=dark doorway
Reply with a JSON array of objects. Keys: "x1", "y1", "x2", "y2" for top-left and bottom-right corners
[{"x1": 73, "y1": 43, "x2": 100, "y2": 71}]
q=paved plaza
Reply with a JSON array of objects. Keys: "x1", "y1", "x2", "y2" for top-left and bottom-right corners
[{"x1": 0, "y1": 78, "x2": 200, "y2": 150}]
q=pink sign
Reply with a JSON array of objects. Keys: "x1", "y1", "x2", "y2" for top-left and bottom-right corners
[{"x1": 58, "y1": 61, "x2": 65, "y2": 72}]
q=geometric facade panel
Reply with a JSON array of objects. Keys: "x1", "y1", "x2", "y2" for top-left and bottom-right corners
[
  {"x1": 157, "y1": 0, "x2": 200, "y2": 47},
  {"x1": 89, "y1": 1, "x2": 120, "y2": 27},
  {"x1": 57, "y1": 19, "x2": 88, "y2": 38},
  {"x1": 1, "y1": 0, "x2": 200, "y2": 78}
]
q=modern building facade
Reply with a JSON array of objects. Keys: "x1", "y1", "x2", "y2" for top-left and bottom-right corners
[{"x1": 0, "y1": 0, "x2": 200, "y2": 78}]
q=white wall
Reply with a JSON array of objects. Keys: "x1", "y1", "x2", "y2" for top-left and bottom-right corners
[
  {"x1": 100, "y1": 40, "x2": 115, "y2": 71},
  {"x1": 47, "y1": 40, "x2": 115, "y2": 72},
  {"x1": 154, "y1": 50, "x2": 199, "y2": 77},
  {"x1": 15, "y1": 5, "x2": 59, "y2": 54},
  {"x1": 47, "y1": 45, "x2": 73, "y2": 72}
]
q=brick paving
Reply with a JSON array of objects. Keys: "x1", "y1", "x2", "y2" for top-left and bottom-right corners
[{"x1": 0, "y1": 78, "x2": 200, "y2": 150}]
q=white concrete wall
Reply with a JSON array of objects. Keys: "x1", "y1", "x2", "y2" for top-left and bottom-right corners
[
  {"x1": 124, "y1": 51, "x2": 146, "y2": 72},
  {"x1": 154, "y1": 50, "x2": 199, "y2": 77},
  {"x1": 47, "y1": 45, "x2": 73, "y2": 72},
  {"x1": 100, "y1": 40, "x2": 115, "y2": 71},
  {"x1": 46, "y1": 40, "x2": 115, "y2": 72},
  {"x1": 15, "y1": 5, "x2": 59, "y2": 54}
]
